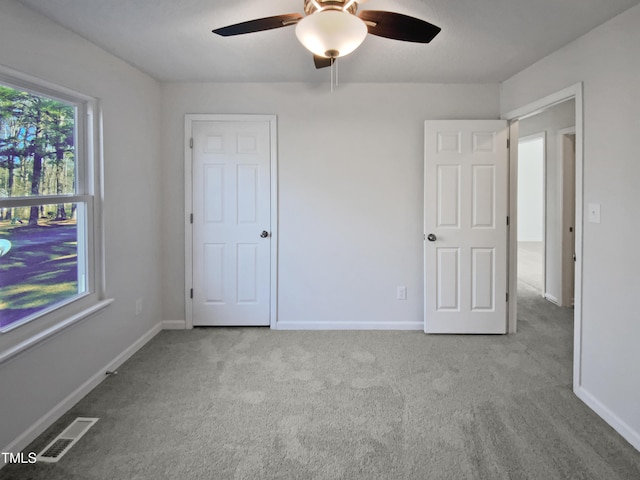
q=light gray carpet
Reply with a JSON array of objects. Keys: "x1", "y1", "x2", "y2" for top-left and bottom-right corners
[{"x1": 2, "y1": 283, "x2": 639, "y2": 479}]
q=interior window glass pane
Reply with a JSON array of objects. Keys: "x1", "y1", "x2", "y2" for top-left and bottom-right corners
[
  {"x1": 0, "y1": 202, "x2": 86, "y2": 331},
  {"x1": 0, "y1": 84, "x2": 76, "y2": 200}
]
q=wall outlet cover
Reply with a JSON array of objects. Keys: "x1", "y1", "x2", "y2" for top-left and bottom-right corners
[{"x1": 588, "y1": 203, "x2": 601, "y2": 223}]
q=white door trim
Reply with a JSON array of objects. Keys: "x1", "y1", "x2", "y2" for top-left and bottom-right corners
[
  {"x1": 557, "y1": 127, "x2": 576, "y2": 135},
  {"x1": 502, "y1": 82, "x2": 584, "y2": 393},
  {"x1": 184, "y1": 114, "x2": 278, "y2": 329}
]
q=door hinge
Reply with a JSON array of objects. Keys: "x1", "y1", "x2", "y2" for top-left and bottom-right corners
[
  {"x1": 190, "y1": 288, "x2": 193, "y2": 299},
  {"x1": 506, "y1": 292, "x2": 509, "y2": 302},
  {"x1": 190, "y1": 213, "x2": 193, "y2": 224},
  {"x1": 507, "y1": 138, "x2": 510, "y2": 149},
  {"x1": 506, "y1": 216, "x2": 510, "y2": 226},
  {"x1": 189, "y1": 138, "x2": 193, "y2": 148}
]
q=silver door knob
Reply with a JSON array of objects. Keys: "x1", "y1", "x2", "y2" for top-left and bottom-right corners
[
  {"x1": 427, "y1": 233, "x2": 437, "y2": 242},
  {"x1": 260, "y1": 230, "x2": 269, "y2": 238}
]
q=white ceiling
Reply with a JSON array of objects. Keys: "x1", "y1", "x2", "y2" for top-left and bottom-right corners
[{"x1": 16, "y1": 0, "x2": 640, "y2": 83}]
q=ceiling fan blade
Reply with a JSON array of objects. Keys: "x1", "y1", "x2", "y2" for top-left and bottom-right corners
[
  {"x1": 358, "y1": 10, "x2": 441, "y2": 43},
  {"x1": 313, "y1": 55, "x2": 334, "y2": 69},
  {"x1": 213, "y1": 13, "x2": 303, "y2": 36}
]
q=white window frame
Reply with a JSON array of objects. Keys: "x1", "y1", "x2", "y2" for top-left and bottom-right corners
[{"x1": 0, "y1": 66, "x2": 111, "y2": 364}]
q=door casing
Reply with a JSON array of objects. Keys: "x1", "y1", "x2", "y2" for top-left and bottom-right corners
[{"x1": 503, "y1": 83, "x2": 584, "y2": 392}]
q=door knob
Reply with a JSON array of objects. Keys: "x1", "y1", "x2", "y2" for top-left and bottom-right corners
[
  {"x1": 260, "y1": 230, "x2": 269, "y2": 238},
  {"x1": 427, "y1": 233, "x2": 437, "y2": 242}
]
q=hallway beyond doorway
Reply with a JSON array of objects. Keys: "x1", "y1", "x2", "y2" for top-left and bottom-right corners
[{"x1": 518, "y1": 241, "x2": 543, "y2": 293}]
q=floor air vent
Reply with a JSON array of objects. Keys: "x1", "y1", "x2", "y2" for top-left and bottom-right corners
[{"x1": 36, "y1": 417, "x2": 99, "y2": 463}]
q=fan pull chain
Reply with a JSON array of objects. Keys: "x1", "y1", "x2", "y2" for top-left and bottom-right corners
[
  {"x1": 329, "y1": 57, "x2": 339, "y2": 93},
  {"x1": 330, "y1": 57, "x2": 334, "y2": 93}
]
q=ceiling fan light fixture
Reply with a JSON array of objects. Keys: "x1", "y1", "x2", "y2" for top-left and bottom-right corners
[{"x1": 295, "y1": 10, "x2": 367, "y2": 58}]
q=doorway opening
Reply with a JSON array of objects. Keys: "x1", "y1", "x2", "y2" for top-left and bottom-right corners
[
  {"x1": 517, "y1": 134, "x2": 545, "y2": 296},
  {"x1": 504, "y1": 83, "x2": 583, "y2": 392},
  {"x1": 183, "y1": 114, "x2": 279, "y2": 329},
  {"x1": 515, "y1": 100, "x2": 576, "y2": 309}
]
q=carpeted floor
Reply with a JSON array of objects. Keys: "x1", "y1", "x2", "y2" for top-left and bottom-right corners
[{"x1": 2, "y1": 283, "x2": 639, "y2": 479}]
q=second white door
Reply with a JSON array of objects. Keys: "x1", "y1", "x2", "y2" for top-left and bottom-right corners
[
  {"x1": 424, "y1": 120, "x2": 509, "y2": 334},
  {"x1": 191, "y1": 119, "x2": 272, "y2": 326}
]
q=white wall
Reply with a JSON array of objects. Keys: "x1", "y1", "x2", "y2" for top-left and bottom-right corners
[
  {"x1": 517, "y1": 137, "x2": 544, "y2": 242},
  {"x1": 519, "y1": 100, "x2": 575, "y2": 302},
  {"x1": 501, "y1": 3, "x2": 640, "y2": 450},
  {"x1": 0, "y1": 0, "x2": 163, "y2": 452},
  {"x1": 160, "y1": 83, "x2": 500, "y2": 329}
]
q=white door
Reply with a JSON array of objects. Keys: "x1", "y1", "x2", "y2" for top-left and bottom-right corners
[
  {"x1": 191, "y1": 119, "x2": 272, "y2": 326},
  {"x1": 424, "y1": 120, "x2": 508, "y2": 333}
]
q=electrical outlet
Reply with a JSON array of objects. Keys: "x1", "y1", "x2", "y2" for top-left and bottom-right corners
[
  {"x1": 397, "y1": 286, "x2": 407, "y2": 300},
  {"x1": 135, "y1": 298, "x2": 143, "y2": 316}
]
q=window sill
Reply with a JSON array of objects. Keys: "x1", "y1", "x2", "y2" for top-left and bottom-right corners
[{"x1": 0, "y1": 298, "x2": 114, "y2": 365}]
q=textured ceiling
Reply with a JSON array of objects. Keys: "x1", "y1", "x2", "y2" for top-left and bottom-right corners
[{"x1": 16, "y1": 0, "x2": 640, "y2": 83}]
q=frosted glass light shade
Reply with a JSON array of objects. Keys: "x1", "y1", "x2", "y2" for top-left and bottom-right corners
[{"x1": 295, "y1": 10, "x2": 367, "y2": 58}]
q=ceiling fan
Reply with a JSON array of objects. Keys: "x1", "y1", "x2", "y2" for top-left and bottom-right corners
[{"x1": 212, "y1": 0, "x2": 441, "y2": 69}]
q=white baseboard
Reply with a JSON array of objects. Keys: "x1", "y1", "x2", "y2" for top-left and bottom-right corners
[
  {"x1": 275, "y1": 321, "x2": 423, "y2": 330},
  {"x1": 575, "y1": 385, "x2": 640, "y2": 452},
  {"x1": 544, "y1": 293, "x2": 560, "y2": 305},
  {"x1": 1, "y1": 322, "x2": 163, "y2": 462},
  {"x1": 162, "y1": 319, "x2": 186, "y2": 330}
]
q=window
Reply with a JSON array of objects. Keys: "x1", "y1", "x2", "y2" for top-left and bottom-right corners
[{"x1": 0, "y1": 69, "x2": 106, "y2": 358}]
